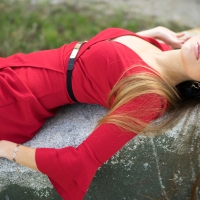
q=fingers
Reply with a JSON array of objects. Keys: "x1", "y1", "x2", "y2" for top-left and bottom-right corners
[
  {"x1": 177, "y1": 32, "x2": 191, "y2": 40},
  {"x1": 174, "y1": 32, "x2": 191, "y2": 48},
  {"x1": 176, "y1": 32, "x2": 185, "y2": 37},
  {"x1": 153, "y1": 27, "x2": 192, "y2": 49},
  {"x1": 170, "y1": 37, "x2": 187, "y2": 49},
  {"x1": 172, "y1": 42, "x2": 182, "y2": 49}
]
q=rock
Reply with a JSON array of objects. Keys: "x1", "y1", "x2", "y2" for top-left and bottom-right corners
[
  {"x1": 0, "y1": 104, "x2": 107, "y2": 199},
  {"x1": 1, "y1": 103, "x2": 200, "y2": 199}
]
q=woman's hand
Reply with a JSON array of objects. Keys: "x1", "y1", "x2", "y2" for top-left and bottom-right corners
[
  {"x1": 137, "y1": 26, "x2": 191, "y2": 49},
  {"x1": 154, "y1": 26, "x2": 191, "y2": 49}
]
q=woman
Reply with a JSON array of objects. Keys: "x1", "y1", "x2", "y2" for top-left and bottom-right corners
[{"x1": 0, "y1": 26, "x2": 197, "y2": 199}]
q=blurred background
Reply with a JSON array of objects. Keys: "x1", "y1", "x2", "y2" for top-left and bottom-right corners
[{"x1": 1, "y1": 0, "x2": 199, "y2": 57}]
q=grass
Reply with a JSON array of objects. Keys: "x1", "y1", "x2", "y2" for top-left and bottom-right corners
[{"x1": 0, "y1": 0, "x2": 191, "y2": 57}]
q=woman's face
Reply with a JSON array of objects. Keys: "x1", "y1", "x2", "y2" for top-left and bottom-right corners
[{"x1": 181, "y1": 35, "x2": 200, "y2": 81}]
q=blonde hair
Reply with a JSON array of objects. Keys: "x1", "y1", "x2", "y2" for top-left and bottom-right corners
[
  {"x1": 97, "y1": 65, "x2": 200, "y2": 199},
  {"x1": 98, "y1": 66, "x2": 181, "y2": 135}
]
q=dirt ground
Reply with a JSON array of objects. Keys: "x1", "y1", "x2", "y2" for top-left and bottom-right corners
[
  {"x1": 106, "y1": 0, "x2": 200, "y2": 27},
  {"x1": 56, "y1": 0, "x2": 200, "y2": 28}
]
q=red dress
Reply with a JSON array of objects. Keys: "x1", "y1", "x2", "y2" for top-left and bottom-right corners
[{"x1": 0, "y1": 28, "x2": 171, "y2": 199}]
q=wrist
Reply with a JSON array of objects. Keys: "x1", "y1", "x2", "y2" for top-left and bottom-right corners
[
  {"x1": 0, "y1": 140, "x2": 17, "y2": 160},
  {"x1": 0, "y1": 141, "x2": 38, "y2": 171},
  {"x1": 145, "y1": 27, "x2": 161, "y2": 39},
  {"x1": 153, "y1": 26, "x2": 163, "y2": 39}
]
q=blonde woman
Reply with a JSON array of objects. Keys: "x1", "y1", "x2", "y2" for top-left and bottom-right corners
[{"x1": 1, "y1": 26, "x2": 198, "y2": 199}]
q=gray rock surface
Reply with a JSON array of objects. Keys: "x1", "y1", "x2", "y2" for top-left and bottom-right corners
[
  {"x1": 86, "y1": 109, "x2": 200, "y2": 200},
  {"x1": 1, "y1": 103, "x2": 200, "y2": 199},
  {"x1": 0, "y1": 104, "x2": 107, "y2": 197}
]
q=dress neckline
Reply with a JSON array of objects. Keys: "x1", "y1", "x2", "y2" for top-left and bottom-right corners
[{"x1": 108, "y1": 38, "x2": 161, "y2": 76}]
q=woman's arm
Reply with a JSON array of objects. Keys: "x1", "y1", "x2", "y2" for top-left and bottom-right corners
[
  {"x1": 136, "y1": 27, "x2": 160, "y2": 38},
  {"x1": 137, "y1": 26, "x2": 190, "y2": 49},
  {"x1": 0, "y1": 140, "x2": 38, "y2": 171}
]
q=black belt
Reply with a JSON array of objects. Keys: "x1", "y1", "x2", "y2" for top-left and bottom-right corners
[{"x1": 67, "y1": 41, "x2": 86, "y2": 102}]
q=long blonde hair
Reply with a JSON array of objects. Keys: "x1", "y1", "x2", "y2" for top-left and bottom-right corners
[
  {"x1": 98, "y1": 65, "x2": 200, "y2": 199},
  {"x1": 98, "y1": 66, "x2": 182, "y2": 135}
]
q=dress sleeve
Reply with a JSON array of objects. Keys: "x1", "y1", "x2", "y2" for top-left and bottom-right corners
[{"x1": 35, "y1": 94, "x2": 166, "y2": 200}]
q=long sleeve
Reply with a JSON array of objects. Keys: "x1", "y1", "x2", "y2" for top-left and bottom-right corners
[
  {"x1": 35, "y1": 93, "x2": 166, "y2": 200},
  {"x1": 36, "y1": 124, "x2": 135, "y2": 200}
]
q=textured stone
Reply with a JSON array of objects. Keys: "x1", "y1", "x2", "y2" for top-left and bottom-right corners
[
  {"x1": 0, "y1": 104, "x2": 107, "y2": 199},
  {"x1": 1, "y1": 103, "x2": 200, "y2": 199}
]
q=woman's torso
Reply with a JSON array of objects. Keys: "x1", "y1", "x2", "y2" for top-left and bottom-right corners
[
  {"x1": 0, "y1": 28, "x2": 172, "y2": 144},
  {"x1": 73, "y1": 29, "x2": 171, "y2": 107},
  {"x1": 0, "y1": 28, "x2": 171, "y2": 110}
]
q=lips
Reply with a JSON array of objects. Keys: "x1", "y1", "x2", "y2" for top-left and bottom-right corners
[{"x1": 195, "y1": 42, "x2": 200, "y2": 60}]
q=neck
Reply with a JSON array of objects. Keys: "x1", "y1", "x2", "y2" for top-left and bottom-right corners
[{"x1": 154, "y1": 49, "x2": 189, "y2": 86}]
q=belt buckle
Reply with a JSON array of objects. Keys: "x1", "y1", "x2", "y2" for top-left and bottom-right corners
[{"x1": 70, "y1": 41, "x2": 87, "y2": 59}]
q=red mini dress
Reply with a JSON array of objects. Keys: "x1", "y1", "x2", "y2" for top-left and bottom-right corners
[{"x1": 0, "y1": 28, "x2": 171, "y2": 199}]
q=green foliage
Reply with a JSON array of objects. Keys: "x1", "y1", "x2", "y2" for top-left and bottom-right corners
[{"x1": 0, "y1": 0, "x2": 190, "y2": 56}]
